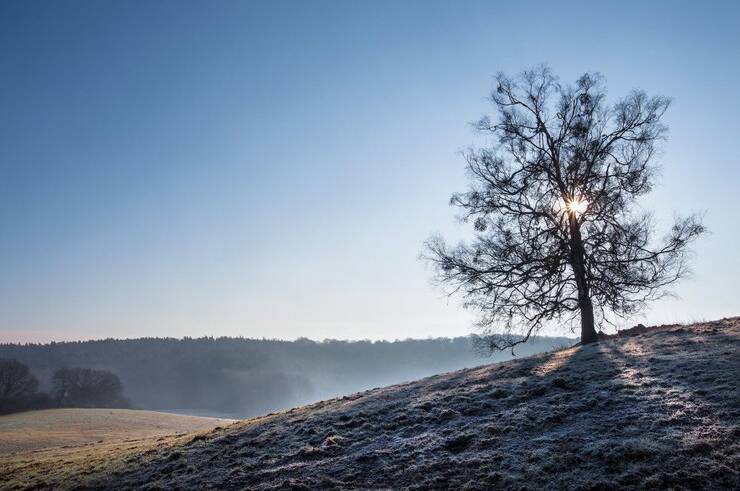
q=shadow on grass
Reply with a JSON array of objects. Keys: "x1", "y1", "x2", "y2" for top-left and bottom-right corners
[{"x1": 15, "y1": 320, "x2": 738, "y2": 490}]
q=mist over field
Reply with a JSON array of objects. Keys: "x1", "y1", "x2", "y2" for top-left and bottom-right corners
[{"x1": 0, "y1": 335, "x2": 572, "y2": 418}]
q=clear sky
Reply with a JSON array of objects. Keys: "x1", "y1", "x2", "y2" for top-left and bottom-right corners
[{"x1": 1, "y1": 1, "x2": 738, "y2": 343}]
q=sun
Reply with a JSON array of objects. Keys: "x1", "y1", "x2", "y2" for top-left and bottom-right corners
[{"x1": 565, "y1": 197, "x2": 589, "y2": 215}]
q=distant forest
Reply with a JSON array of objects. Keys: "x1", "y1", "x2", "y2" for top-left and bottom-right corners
[{"x1": 0, "y1": 335, "x2": 573, "y2": 418}]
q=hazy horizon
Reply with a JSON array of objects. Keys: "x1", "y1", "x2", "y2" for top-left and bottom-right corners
[
  {"x1": 2, "y1": 1, "x2": 739, "y2": 344},
  {"x1": 0, "y1": 330, "x2": 578, "y2": 345}
]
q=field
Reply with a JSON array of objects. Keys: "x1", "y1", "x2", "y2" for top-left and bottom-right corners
[
  {"x1": 0, "y1": 408, "x2": 233, "y2": 455},
  {"x1": 0, "y1": 409, "x2": 232, "y2": 489},
  {"x1": 1, "y1": 319, "x2": 738, "y2": 490}
]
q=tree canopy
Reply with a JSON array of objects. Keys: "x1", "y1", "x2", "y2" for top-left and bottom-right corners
[{"x1": 426, "y1": 65, "x2": 705, "y2": 349}]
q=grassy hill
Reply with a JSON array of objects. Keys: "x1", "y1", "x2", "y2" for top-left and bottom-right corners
[{"x1": 1, "y1": 319, "x2": 738, "y2": 490}]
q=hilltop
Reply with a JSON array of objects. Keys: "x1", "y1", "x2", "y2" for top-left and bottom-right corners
[{"x1": 1, "y1": 319, "x2": 738, "y2": 490}]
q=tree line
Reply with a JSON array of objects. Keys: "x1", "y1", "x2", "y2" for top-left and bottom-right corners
[
  {"x1": 0, "y1": 359, "x2": 129, "y2": 414},
  {"x1": 0, "y1": 334, "x2": 571, "y2": 418}
]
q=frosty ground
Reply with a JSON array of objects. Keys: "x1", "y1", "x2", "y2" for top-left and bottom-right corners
[{"x1": 1, "y1": 318, "x2": 738, "y2": 490}]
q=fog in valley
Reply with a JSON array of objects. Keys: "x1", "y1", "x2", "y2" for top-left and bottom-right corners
[{"x1": 0, "y1": 335, "x2": 573, "y2": 418}]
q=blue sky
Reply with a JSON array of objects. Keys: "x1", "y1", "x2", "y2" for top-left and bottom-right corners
[{"x1": 1, "y1": 1, "x2": 738, "y2": 342}]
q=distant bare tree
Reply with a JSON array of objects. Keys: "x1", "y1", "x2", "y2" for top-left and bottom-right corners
[
  {"x1": 0, "y1": 358, "x2": 40, "y2": 413},
  {"x1": 425, "y1": 65, "x2": 705, "y2": 350},
  {"x1": 52, "y1": 367, "x2": 129, "y2": 408}
]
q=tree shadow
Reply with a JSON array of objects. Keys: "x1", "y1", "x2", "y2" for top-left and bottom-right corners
[
  {"x1": 49, "y1": 321, "x2": 738, "y2": 490},
  {"x1": 511, "y1": 320, "x2": 740, "y2": 488}
]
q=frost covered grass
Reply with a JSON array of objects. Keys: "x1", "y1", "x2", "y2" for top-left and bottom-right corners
[{"x1": 1, "y1": 318, "x2": 738, "y2": 490}]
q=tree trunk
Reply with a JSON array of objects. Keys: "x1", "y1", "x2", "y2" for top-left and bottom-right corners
[
  {"x1": 568, "y1": 211, "x2": 598, "y2": 344},
  {"x1": 578, "y1": 292, "x2": 597, "y2": 344}
]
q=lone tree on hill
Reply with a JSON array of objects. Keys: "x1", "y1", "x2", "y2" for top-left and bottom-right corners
[{"x1": 425, "y1": 65, "x2": 705, "y2": 350}]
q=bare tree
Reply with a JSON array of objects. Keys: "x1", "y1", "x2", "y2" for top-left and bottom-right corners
[
  {"x1": 52, "y1": 367, "x2": 129, "y2": 408},
  {"x1": 425, "y1": 65, "x2": 705, "y2": 350},
  {"x1": 0, "y1": 358, "x2": 40, "y2": 413}
]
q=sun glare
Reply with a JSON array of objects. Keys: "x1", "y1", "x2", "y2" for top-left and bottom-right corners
[{"x1": 565, "y1": 198, "x2": 589, "y2": 215}]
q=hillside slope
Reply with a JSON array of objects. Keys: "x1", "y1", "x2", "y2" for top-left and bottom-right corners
[{"x1": 2, "y1": 319, "x2": 738, "y2": 490}]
